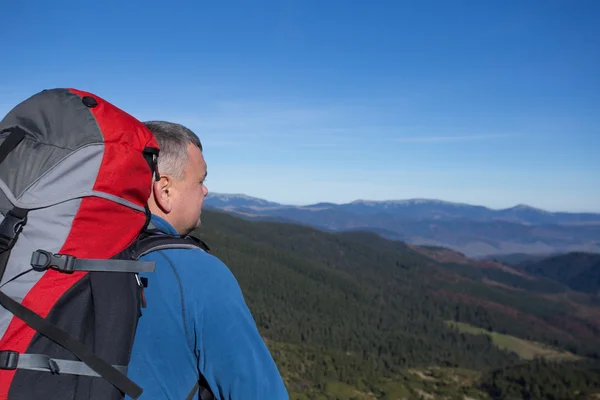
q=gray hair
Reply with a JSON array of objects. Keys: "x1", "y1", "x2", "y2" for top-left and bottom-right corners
[{"x1": 144, "y1": 121, "x2": 203, "y2": 179}]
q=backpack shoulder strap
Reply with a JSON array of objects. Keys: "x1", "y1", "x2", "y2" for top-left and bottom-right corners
[
  {"x1": 136, "y1": 234, "x2": 210, "y2": 259},
  {"x1": 0, "y1": 207, "x2": 28, "y2": 281},
  {"x1": 123, "y1": 230, "x2": 210, "y2": 261},
  {"x1": 113, "y1": 228, "x2": 210, "y2": 262},
  {"x1": 126, "y1": 229, "x2": 215, "y2": 400}
]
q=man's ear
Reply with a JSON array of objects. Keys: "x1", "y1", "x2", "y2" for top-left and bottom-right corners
[{"x1": 152, "y1": 176, "x2": 173, "y2": 214}]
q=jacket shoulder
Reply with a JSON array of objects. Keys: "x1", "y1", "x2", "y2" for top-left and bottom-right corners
[{"x1": 145, "y1": 245, "x2": 238, "y2": 289}]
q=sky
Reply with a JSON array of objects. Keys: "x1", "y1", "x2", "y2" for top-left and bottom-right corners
[{"x1": 1, "y1": 1, "x2": 599, "y2": 212}]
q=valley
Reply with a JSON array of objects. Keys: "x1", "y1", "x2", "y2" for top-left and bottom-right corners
[{"x1": 191, "y1": 209, "x2": 600, "y2": 399}]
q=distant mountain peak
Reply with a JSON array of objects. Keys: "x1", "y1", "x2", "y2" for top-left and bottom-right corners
[
  {"x1": 506, "y1": 204, "x2": 550, "y2": 213},
  {"x1": 208, "y1": 192, "x2": 259, "y2": 200},
  {"x1": 305, "y1": 202, "x2": 338, "y2": 208},
  {"x1": 349, "y1": 198, "x2": 471, "y2": 207},
  {"x1": 205, "y1": 192, "x2": 283, "y2": 206}
]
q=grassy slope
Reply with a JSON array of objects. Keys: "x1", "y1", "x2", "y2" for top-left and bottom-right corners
[
  {"x1": 269, "y1": 319, "x2": 585, "y2": 400},
  {"x1": 445, "y1": 321, "x2": 581, "y2": 361},
  {"x1": 267, "y1": 339, "x2": 492, "y2": 400}
]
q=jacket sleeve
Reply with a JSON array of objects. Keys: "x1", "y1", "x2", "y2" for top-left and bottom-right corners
[{"x1": 185, "y1": 254, "x2": 289, "y2": 400}]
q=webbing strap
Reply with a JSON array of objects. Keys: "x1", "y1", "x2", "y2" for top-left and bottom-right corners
[
  {"x1": 0, "y1": 290, "x2": 143, "y2": 399},
  {"x1": 0, "y1": 351, "x2": 128, "y2": 377},
  {"x1": 72, "y1": 259, "x2": 155, "y2": 273},
  {"x1": 185, "y1": 381, "x2": 214, "y2": 400},
  {"x1": 0, "y1": 127, "x2": 26, "y2": 165},
  {"x1": 186, "y1": 382, "x2": 200, "y2": 400},
  {"x1": 0, "y1": 208, "x2": 28, "y2": 252},
  {"x1": 0, "y1": 207, "x2": 28, "y2": 283},
  {"x1": 30, "y1": 250, "x2": 155, "y2": 274}
]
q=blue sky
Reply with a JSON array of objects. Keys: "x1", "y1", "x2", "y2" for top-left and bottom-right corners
[{"x1": 2, "y1": 1, "x2": 599, "y2": 212}]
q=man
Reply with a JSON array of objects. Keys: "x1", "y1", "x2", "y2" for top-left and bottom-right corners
[{"x1": 126, "y1": 121, "x2": 289, "y2": 399}]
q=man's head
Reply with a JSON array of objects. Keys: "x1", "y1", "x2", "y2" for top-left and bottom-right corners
[{"x1": 144, "y1": 121, "x2": 208, "y2": 235}]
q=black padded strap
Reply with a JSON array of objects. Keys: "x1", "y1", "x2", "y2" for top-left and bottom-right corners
[
  {"x1": 131, "y1": 230, "x2": 214, "y2": 400},
  {"x1": 116, "y1": 229, "x2": 214, "y2": 399},
  {"x1": 0, "y1": 290, "x2": 143, "y2": 399},
  {"x1": 129, "y1": 233, "x2": 210, "y2": 260},
  {"x1": 0, "y1": 127, "x2": 26, "y2": 165}
]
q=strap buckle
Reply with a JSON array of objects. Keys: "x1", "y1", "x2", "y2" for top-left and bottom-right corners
[
  {"x1": 0, "y1": 210, "x2": 27, "y2": 252},
  {"x1": 31, "y1": 250, "x2": 76, "y2": 273},
  {"x1": 0, "y1": 350, "x2": 19, "y2": 370}
]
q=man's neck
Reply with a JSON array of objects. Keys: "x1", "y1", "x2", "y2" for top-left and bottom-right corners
[{"x1": 147, "y1": 213, "x2": 179, "y2": 236}]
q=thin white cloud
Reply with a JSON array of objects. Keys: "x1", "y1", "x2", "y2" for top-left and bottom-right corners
[
  {"x1": 394, "y1": 133, "x2": 515, "y2": 143},
  {"x1": 134, "y1": 99, "x2": 516, "y2": 151}
]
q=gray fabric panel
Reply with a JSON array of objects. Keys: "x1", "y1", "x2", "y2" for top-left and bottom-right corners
[
  {"x1": 0, "y1": 136, "x2": 70, "y2": 202},
  {"x1": 4, "y1": 143, "x2": 145, "y2": 213},
  {"x1": 1, "y1": 181, "x2": 145, "y2": 213},
  {"x1": 16, "y1": 144, "x2": 103, "y2": 206},
  {"x1": 0, "y1": 88, "x2": 103, "y2": 199},
  {"x1": 0, "y1": 198, "x2": 82, "y2": 340},
  {"x1": 15, "y1": 353, "x2": 128, "y2": 376}
]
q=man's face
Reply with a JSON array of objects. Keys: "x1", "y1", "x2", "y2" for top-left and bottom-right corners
[{"x1": 169, "y1": 143, "x2": 209, "y2": 235}]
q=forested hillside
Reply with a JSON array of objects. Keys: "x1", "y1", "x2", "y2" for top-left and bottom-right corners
[
  {"x1": 516, "y1": 252, "x2": 600, "y2": 294},
  {"x1": 191, "y1": 210, "x2": 600, "y2": 399}
]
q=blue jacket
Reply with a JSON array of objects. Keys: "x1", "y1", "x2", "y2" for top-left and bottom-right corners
[{"x1": 126, "y1": 214, "x2": 289, "y2": 399}]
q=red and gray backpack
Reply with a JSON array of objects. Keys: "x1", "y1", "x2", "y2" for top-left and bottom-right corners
[{"x1": 0, "y1": 88, "x2": 215, "y2": 400}]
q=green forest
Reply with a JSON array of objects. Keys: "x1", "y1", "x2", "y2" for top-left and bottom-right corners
[{"x1": 192, "y1": 210, "x2": 600, "y2": 399}]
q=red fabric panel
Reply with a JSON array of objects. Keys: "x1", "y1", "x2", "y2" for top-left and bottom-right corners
[{"x1": 69, "y1": 88, "x2": 159, "y2": 207}]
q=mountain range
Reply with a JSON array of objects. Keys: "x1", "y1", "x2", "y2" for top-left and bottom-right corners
[{"x1": 203, "y1": 193, "x2": 600, "y2": 258}]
